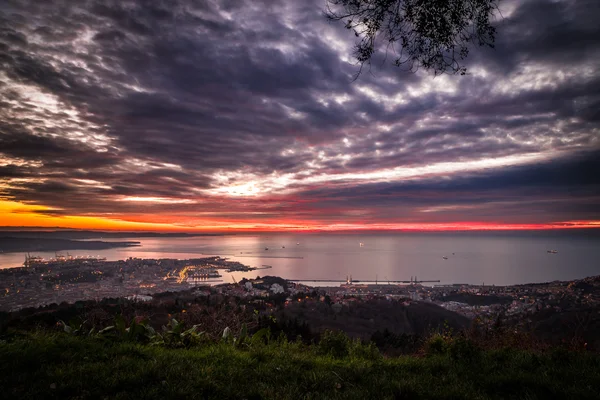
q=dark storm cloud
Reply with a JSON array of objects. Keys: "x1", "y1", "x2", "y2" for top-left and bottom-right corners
[
  {"x1": 0, "y1": 128, "x2": 83, "y2": 159},
  {"x1": 0, "y1": 27, "x2": 27, "y2": 46},
  {"x1": 487, "y1": 0, "x2": 600, "y2": 70},
  {"x1": 0, "y1": 165, "x2": 30, "y2": 178},
  {"x1": 9, "y1": 207, "x2": 68, "y2": 216},
  {"x1": 0, "y1": 0, "x2": 599, "y2": 225},
  {"x1": 301, "y1": 151, "x2": 600, "y2": 199},
  {"x1": 287, "y1": 151, "x2": 600, "y2": 223}
]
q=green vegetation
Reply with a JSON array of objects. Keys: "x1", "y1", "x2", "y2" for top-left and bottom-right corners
[
  {"x1": 1, "y1": 328, "x2": 599, "y2": 399},
  {"x1": 2, "y1": 290, "x2": 600, "y2": 399}
]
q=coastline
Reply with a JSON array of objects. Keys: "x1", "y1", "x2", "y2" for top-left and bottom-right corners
[
  {"x1": 0, "y1": 237, "x2": 141, "y2": 253},
  {"x1": 2, "y1": 253, "x2": 600, "y2": 315}
]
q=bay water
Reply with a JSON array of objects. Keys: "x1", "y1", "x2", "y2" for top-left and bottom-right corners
[{"x1": 1, "y1": 231, "x2": 599, "y2": 286}]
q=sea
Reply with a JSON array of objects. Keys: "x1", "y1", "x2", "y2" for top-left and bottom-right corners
[{"x1": 1, "y1": 231, "x2": 599, "y2": 286}]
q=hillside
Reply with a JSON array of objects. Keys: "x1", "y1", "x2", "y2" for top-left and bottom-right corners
[
  {"x1": 280, "y1": 297, "x2": 470, "y2": 339},
  {"x1": 2, "y1": 280, "x2": 600, "y2": 399},
  {"x1": 1, "y1": 333, "x2": 599, "y2": 399}
]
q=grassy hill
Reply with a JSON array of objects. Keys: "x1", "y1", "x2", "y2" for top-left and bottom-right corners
[
  {"x1": 2, "y1": 283, "x2": 600, "y2": 399},
  {"x1": 1, "y1": 331, "x2": 599, "y2": 399}
]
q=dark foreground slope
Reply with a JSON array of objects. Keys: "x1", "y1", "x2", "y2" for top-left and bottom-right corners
[
  {"x1": 280, "y1": 298, "x2": 470, "y2": 339},
  {"x1": 1, "y1": 333, "x2": 600, "y2": 400}
]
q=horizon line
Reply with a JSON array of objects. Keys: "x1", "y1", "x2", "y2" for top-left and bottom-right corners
[{"x1": 1, "y1": 223, "x2": 599, "y2": 234}]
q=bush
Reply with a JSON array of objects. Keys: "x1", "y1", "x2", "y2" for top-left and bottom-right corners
[
  {"x1": 349, "y1": 340, "x2": 381, "y2": 361},
  {"x1": 424, "y1": 334, "x2": 449, "y2": 356},
  {"x1": 371, "y1": 329, "x2": 422, "y2": 354},
  {"x1": 317, "y1": 330, "x2": 351, "y2": 358},
  {"x1": 448, "y1": 337, "x2": 480, "y2": 361}
]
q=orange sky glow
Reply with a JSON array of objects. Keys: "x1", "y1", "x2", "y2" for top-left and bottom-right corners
[
  {"x1": 1, "y1": 0, "x2": 599, "y2": 237},
  {"x1": 1, "y1": 200, "x2": 598, "y2": 233}
]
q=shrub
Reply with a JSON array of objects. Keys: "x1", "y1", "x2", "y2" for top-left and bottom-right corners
[
  {"x1": 448, "y1": 337, "x2": 480, "y2": 361},
  {"x1": 350, "y1": 340, "x2": 381, "y2": 361},
  {"x1": 317, "y1": 330, "x2": 351, "y2": 358},
  {"x1": 550, "y1": 347, "x2": 575, "y2": 365},
  {"x1": 424, "y1": 334, "x2": 449, "y2": 356},
  {"x1": 371, "y1": 329, "x2": 422, "y2": 354}
]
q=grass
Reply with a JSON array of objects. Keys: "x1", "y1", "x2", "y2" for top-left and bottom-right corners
[{"x1": 1, "y1": 332, "x2": 600, "y2": 399}]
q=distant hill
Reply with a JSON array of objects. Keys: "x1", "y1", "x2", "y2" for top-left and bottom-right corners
[
  {"x1": 0, "y1": 230, "x2": 223, "y2": 240},
  {"x1": 0, "y1": 237, "x2": 140, "y2": 253},
  {"x1": 280, "y1": 298, "x2": 470, "y2": 339}
]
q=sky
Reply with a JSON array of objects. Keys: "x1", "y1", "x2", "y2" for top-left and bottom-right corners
[{"x1": 0, "y1": 0, "x2": 599, "y2": 232}]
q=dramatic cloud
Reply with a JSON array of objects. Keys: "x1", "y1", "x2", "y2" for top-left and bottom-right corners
[{"x1": 0, "y1": 0, "x2": 599, "y2": 230}]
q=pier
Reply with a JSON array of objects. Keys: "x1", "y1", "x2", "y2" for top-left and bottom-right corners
[
  {"x1": 286, "y1": 279, "x2": 440, "y2": 284},
  {"x1": 235, "y1": 255, "x2": 304, "y2": 259}
]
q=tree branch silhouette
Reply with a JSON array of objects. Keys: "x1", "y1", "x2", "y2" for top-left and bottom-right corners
[{"x1": 325, "y1": 0, "x2": 500, "y2": 76}]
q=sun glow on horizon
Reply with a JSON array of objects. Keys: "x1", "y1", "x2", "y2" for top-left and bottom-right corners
[{"x1": 1, "y1": 200, "x2": 598, "y2": 233}]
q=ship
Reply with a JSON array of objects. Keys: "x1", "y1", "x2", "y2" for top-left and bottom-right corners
[{"x1": 547, "y1": 250, "x2": 558, "y2": 254}]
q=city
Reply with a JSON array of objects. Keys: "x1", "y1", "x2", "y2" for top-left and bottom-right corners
[
  {"x1": 2, "y1": 256, "x2": 599, "y2": 326},
  {"x1": 1, "y1": 255, "x2": 260, "y2": 312}
]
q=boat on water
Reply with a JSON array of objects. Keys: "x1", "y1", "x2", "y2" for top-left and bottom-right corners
[
  {"x1": 359, "y1": 242, "x2": 364, "y2": 247},
  {"x1": 296, "y1": 242, "x2": 300, "y2": 245},
  {"x1": 282, "y1": 246, "x2": 285, "y2": 248},
  {"x1": 442, "y1": 256, "x2": 448, "y2": 260},
  {"x1": 547, "y1": 250, "x2": 558, "y2": 254},
  {"x1": 265, "y1": 247, "x2": 269, "y2": 251}
]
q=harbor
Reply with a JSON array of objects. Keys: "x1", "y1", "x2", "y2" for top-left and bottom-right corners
[{"x1": 287, "y1": 278, "x2": 440, "y2": 285}]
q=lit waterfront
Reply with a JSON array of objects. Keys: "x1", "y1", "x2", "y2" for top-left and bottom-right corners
[
  {"x1": 3, "y1": 255, "x2": 600, "y2": 328},
  {"x1": 2, "y1": 232, "x2": 599, "y2": 286},
  {"x1": 0, "y1": 256, "x2": 258, "y2": 312}
]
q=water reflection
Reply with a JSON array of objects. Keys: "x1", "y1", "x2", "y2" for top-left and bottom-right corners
[{"x1": 1, "y1": 233, "x2": 599, "y2": 285}]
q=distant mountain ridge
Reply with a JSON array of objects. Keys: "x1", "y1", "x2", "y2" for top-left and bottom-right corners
[
  {"x1": 0, "y1": 230, "x2": 223, "y2": 240},
  {"x1": 0, "y1": 237, "x2": 140, "y2": 253}
]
